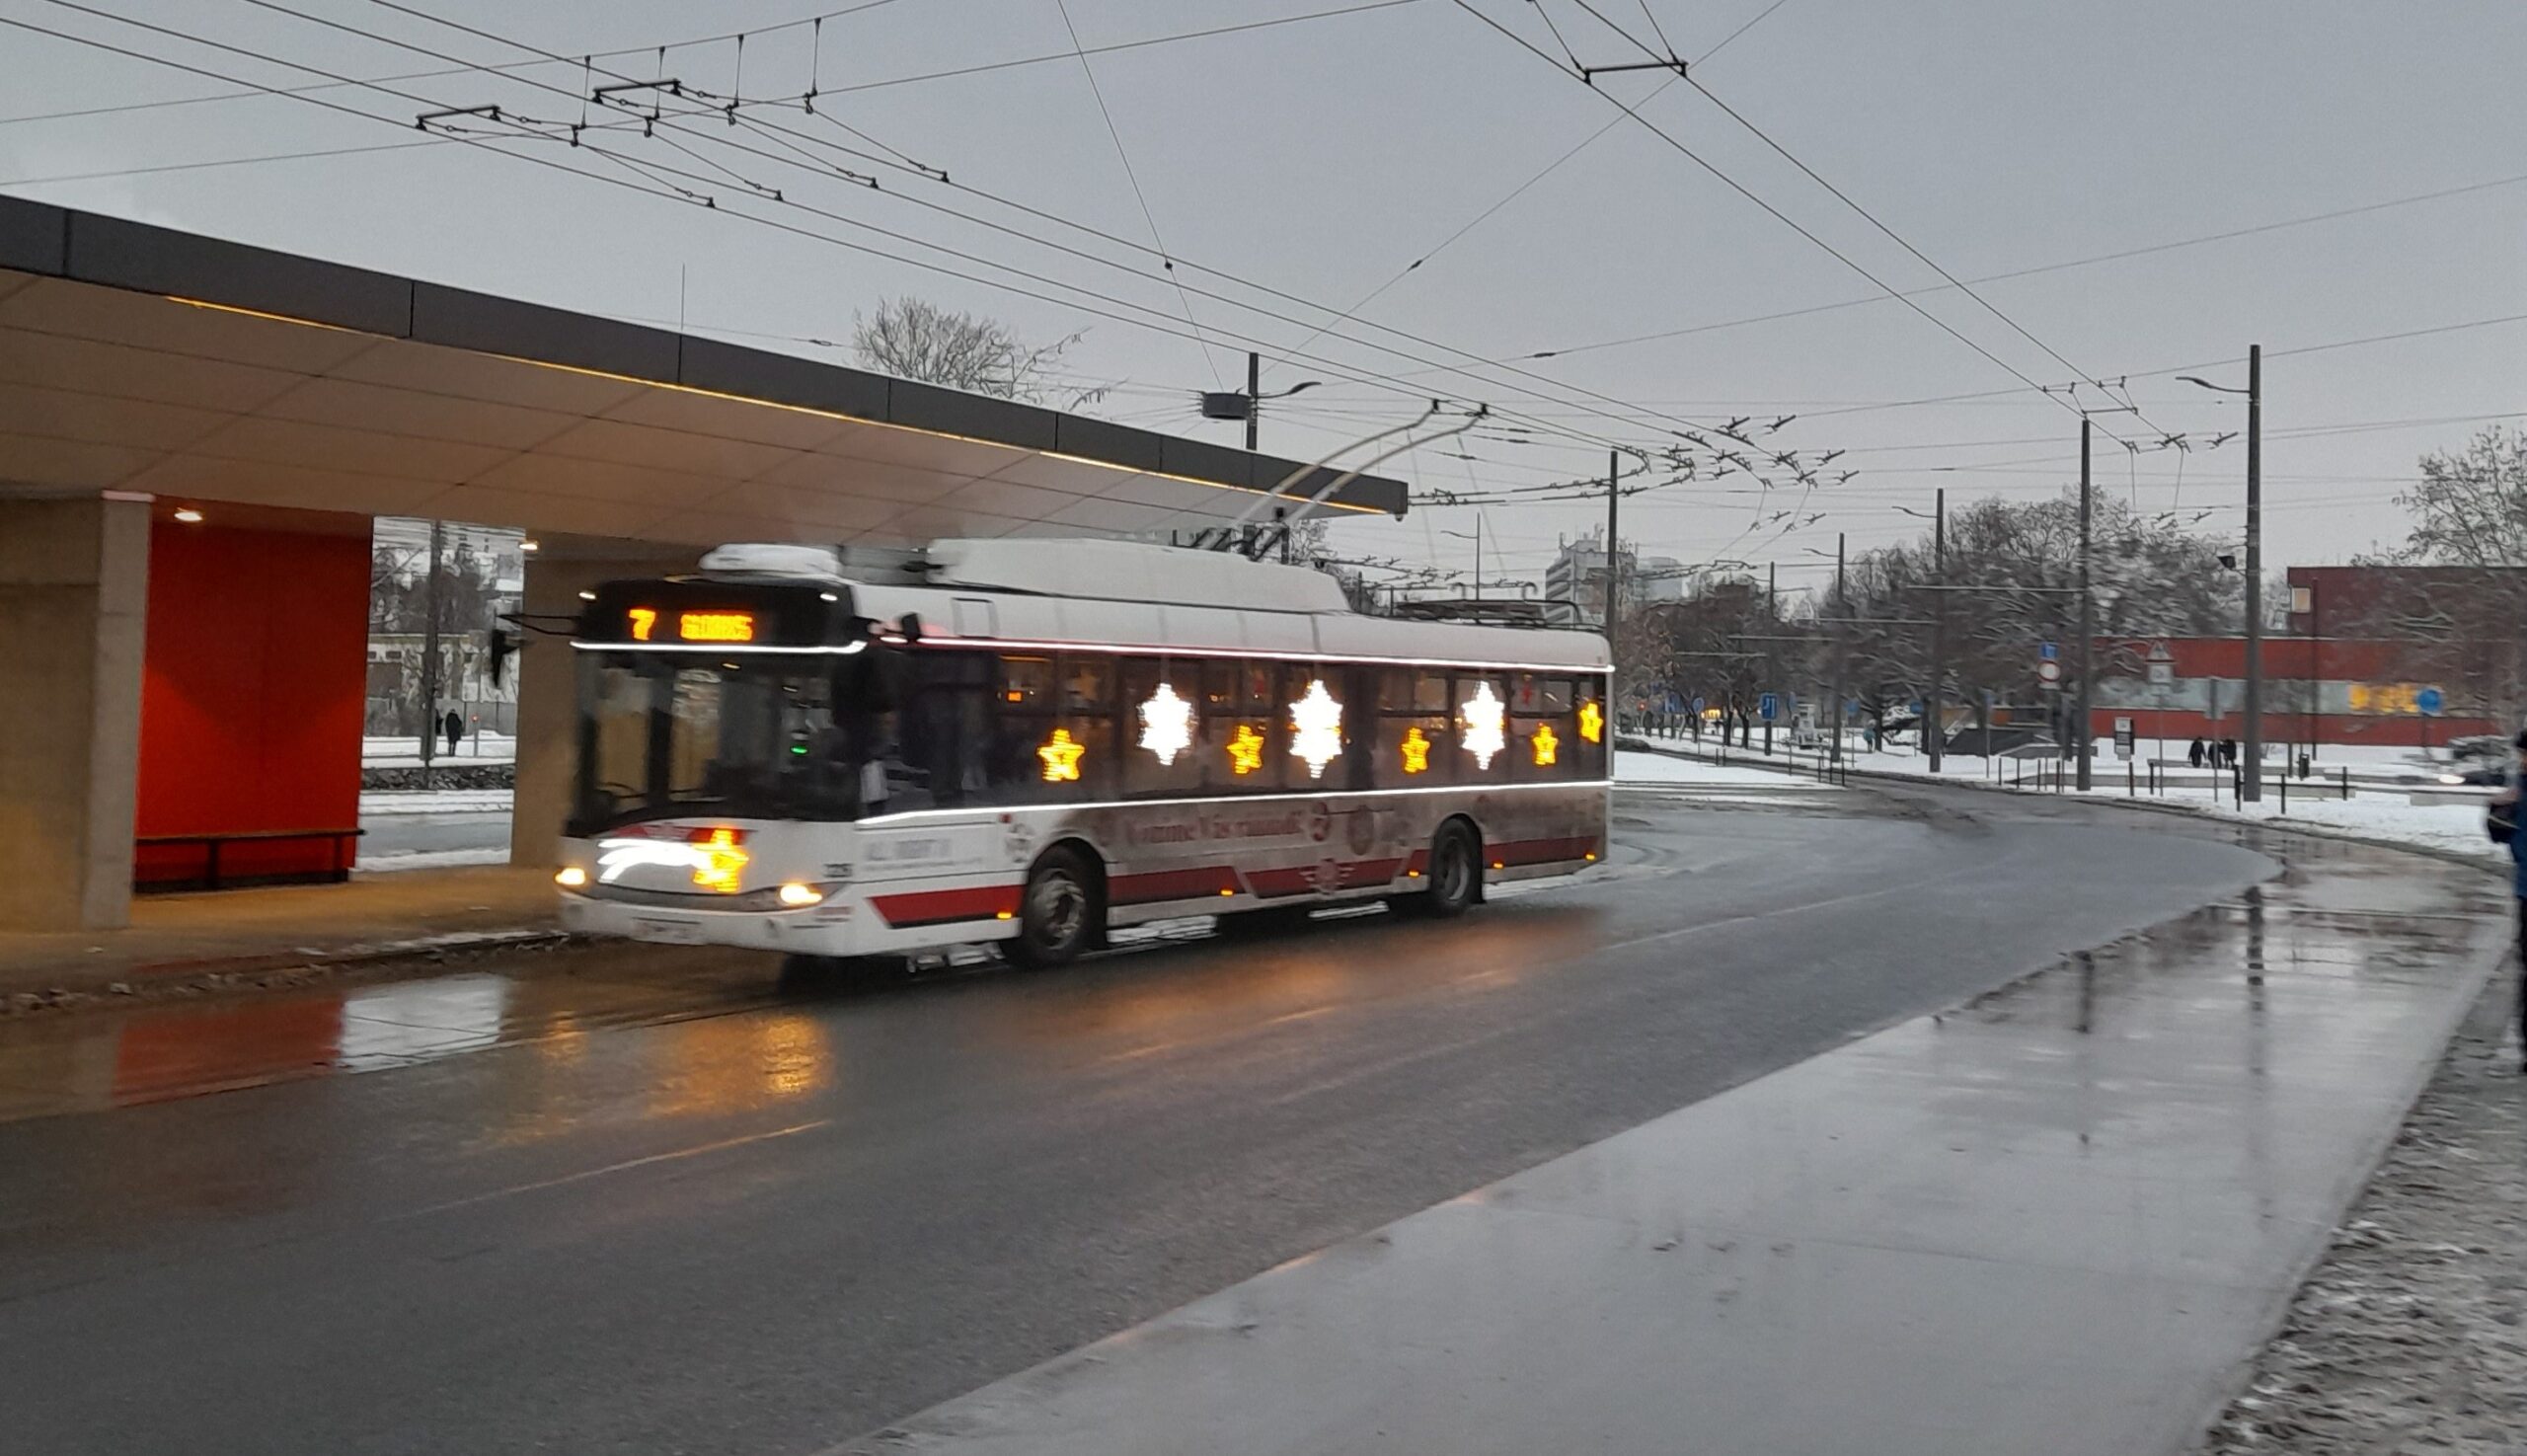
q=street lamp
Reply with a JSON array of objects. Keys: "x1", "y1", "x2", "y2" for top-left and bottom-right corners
[
  {"x1": 1202, "y1": 350, "x2": 1322, "y2": 451},
  {"x1": 2181, "y1": 345, "x2": 2264, "y2": 803}
]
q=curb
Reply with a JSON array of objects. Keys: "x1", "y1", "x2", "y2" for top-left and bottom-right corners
[{"x1": 1, "y1": 929, "x2": 577, "y2": 1020}]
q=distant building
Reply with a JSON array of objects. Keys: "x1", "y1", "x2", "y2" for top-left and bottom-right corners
[
  {"x1": 2088, "y1": 636, "x2": 2499, "y2": 749},
  {"x1": 1543, "y1": 527, "x2": 1684, "y2": 626}
]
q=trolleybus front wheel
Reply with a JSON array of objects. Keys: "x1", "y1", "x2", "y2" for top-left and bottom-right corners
[{"x1": 1002, "y1": 845, "x2": 1103, "y2": 968}]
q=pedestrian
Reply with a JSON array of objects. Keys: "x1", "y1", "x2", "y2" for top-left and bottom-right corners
[
  {"x1": 2489, "y1": 728, "x2": 2527, "y2": 1067},
  {"x1": 442, "y1": 707, "x2": 463, "y2": 757},
  {"x1": 2187, "y1": 737, "x2": 2205, "y2": 770},
  {"x1": 2221, "y1": 737, "x2": 2238, "y2": 770}
]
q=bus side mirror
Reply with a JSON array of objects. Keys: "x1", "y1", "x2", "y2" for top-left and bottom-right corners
[{"x1": 898, "y1": 612, "x2": 924, "y2": 643}]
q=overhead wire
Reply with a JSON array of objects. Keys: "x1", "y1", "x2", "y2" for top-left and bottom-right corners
[
  {"x1": 330, "y1": 0, "x2": 1853, "y2": 455},
  {"x1": 1047, "y1": 0, "x2": 1226, "y2": 386}
]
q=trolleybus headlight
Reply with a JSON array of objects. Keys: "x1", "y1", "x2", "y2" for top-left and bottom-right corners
[
  {"x1": 776, "y1": 881, "x2": 825, "y2": 907},
  {"x1": 555, "y1": 866, "x2": 589, "y2": 889}
]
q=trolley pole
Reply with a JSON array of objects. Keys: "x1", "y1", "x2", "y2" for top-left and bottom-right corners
[{"x1": 2075, "y1": 417, "x2": 2095, "y2": 791}]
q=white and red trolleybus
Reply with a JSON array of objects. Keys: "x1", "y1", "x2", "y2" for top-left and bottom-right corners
[{"x1": 555, "y1": 537, "x2": 1610, "y2": 969}]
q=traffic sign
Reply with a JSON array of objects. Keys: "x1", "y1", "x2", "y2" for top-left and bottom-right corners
[
  {"x1": 2416, "y1": 686, "x2": 2445, "y2": 716},
  {"x1": 2039, "y1": 642, "x2": 2058, "y2": 661},
  {"x1": 1758, "y1": 692, "x2": 1780, "y2": 722},
  {"x1": 1689, "y1": 696, "x2": 1706, "y2": 716},
  {"x1": 2037, "y1": 660, "x2": 2062, "y2": 685},
  {"x1": 2113, "y1": 717, "x2": 2135, "y2": 760}
]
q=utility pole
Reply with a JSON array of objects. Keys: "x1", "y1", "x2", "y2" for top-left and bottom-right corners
[
  {"x1": 1473, "y1": 515, "x2": 1482, "y2": 597},
  {"x1": 1831, "y1": 532, "x2": 1847, "y2": 765},
  {"x1": 417, "y1": 517, "x2": 444, "y2": 792},
  {"x1": 2075, "y1": 417, "x2": 2095, "y2": 791},
  {"x1": 1244, "y1": 351, "x2": 1261, "y2": 452},
  {"x1": 1927, "y1": 488, "x2": 1945, "y2": 773},
  {"x1": 1764, "y1": 560, "x2": 1778, "y2": 755},
  {"x1": 2243, "y1": 343, "x2": 2264, "y2": 803},
  {"x1": 1605, "y1": 450, "x2": 1622, "y2": 712}
]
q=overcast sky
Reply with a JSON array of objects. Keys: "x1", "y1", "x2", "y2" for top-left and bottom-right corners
[{"x1": 4, "y1": 0, "x2": 2521, "y2": 601}]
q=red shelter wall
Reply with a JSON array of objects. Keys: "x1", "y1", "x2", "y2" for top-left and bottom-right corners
[{"x1": 134, "y1": 519, "x2": 369, "y2": 885}]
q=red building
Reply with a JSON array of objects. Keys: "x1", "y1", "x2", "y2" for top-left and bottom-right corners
[{"x1": 2089, "y1": 635, "x2": 2497, "y2": 749}]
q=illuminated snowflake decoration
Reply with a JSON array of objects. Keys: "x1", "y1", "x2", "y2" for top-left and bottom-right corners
[
  {"x1": 1400, "y1": 726, "x2": 1431, "y2": 775},
  {"x1": 1460, "y1": 681, "x2": 1506, "y2": 769},
  {"x1": 1531, "y1": 722, "x2": 1560, "y2": 767},
  {"x1": 1138, "y1": 682, "x2": 1194, "y2": 766},
  {"x1": 1577, "y1": 699, "x2": 1605, "y2": 744},
  {"x1": 1226, "y1": 723, "x2": 1265, "y2": 776},
  {"x1": 1286, "y1": 678, "x2": 1344, "y2": 780},
  {"x1": 1037, "y1": 728, "x2": 1084, "y2": 783}
]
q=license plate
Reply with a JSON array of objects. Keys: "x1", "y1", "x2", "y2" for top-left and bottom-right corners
[{"x1": 632, "y1": 916, "x2": 705, "y2": 945}]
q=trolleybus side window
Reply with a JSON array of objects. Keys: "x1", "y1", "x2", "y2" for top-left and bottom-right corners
[
  {"x1": 1120, "y1": 656, "x2": 1204, "y2": 798},
  {"x1": 1452, "y1": 671, "x2": 1513, "y2": 785},
  {"x1": 1200, "y1": 657, "x2": 1283, "y2": 793},
  {"x1": 1378, "y1": 666, "x2": 1453, "y2": 788},
  {"x1": 1573, "y1": 673, "x2": 1611, "y2": 778},
  {"x1": 1280, "y1": 665, "x2": 1349, "y2": 787},
  {"x1": 1057, "y1": 653, "x2": 1118, "y2": 799},
  {"x1": 1509, "y1": 673, "x2": 1575, "y2": 783},
  {"x1": 897, "y1": 650, "x2": 988, "y2": 808}
]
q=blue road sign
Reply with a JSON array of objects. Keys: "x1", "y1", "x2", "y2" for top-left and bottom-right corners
[
  {"x1": 1690, "y1": 696, "x2": 1707, "y2": 716},
  {"x1": 1759, "y1": 692, "x2": 1781, "y2": 722},
  {"x1": 2416, "y1": 686, "x2": 2445, "y2": 715},
  {"x1": 2039, "y1": 641, "x2": 2058, "y2": 661},
  {"x1": 1908, "y1": 700, "x2": 1924, "y2": 716}
]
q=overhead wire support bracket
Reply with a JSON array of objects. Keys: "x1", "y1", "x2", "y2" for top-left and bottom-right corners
[
  {"x1": 415, "y1": 104, "x2": 499, "y2": 131},
  {"x1": 1579, "y1": 57, "x2": 1685, "y2": 84}
]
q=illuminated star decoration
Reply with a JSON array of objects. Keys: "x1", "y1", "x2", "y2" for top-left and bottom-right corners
[
  {"x1": 1532, "y1": 722, "x2": 1559, "y2": 767},
  {"x1": 1037, "y1": 728, "x2": 1085, "y2": 783},
  {"x1": 1460, "y1": 681, "x2": 1506, "y2": 769},
  {"x1": 1577, "y1": 699, "x2": 1605, "y2": 744},
  {"x1": 1400, "y1": 726, "x2": 1431, "y2": 775},
  {"x1": 1227, "y1": 723, "x2": 1265, "y2": 776},
  {"x1": 1286, "y1": 678, "x2": 1344, "y2": 779},
  {"x1": 692, "y1": 826, "x2": 748, "y2": 893},
  {"x1": 1138, "y1": 682, "x2": 1193, "y2": 765}
]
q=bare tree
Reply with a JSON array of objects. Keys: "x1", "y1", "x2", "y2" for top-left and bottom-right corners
[
  {"x1": 849, "y1": 296, "x2": 1109, "y2": 407},
  {"x1": 2359, "y1": 427, "x2": 2527, "y2": 723}
]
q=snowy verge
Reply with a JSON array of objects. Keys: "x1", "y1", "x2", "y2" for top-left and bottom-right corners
[
  {"x1": 360, "y1": 790, "x2": 515, "y2": 816},
  {"x1": 356, "y1": 847, "x2": 513, "y2": 874}
]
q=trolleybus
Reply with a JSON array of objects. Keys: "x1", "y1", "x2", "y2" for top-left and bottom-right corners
[{"x1": 555, "y1": 537, "x2": 1610, "y2": 969}]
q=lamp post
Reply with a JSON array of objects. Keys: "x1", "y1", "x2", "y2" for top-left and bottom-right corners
[
  {"x1": 2181, "y1": 345, "x2": 2263, "y2": 803},
  {"x1": 1439, "y1": 525, "x2": 1484, "y2": 597}
]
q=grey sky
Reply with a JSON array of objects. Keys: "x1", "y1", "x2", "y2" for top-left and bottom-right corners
[{"x1": 4, "y1": 0, "x2": 2521, "y2": 601}]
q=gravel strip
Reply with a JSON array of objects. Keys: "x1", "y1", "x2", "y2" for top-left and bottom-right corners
[{"x1": 2199, "y1": 966, "x2": 2527, "y2": 1453}]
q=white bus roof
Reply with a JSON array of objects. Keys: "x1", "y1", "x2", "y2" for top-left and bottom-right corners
[{"x1": 838, "y1": 539, "x2": 1607, "y2": 672}]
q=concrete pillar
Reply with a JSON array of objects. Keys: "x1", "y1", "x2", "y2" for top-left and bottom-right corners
[
  {"x1": 509, "y1": 542, "x2": 693, "y2": 868},
  {"x1": 0, "y1": 495, "x2": 150, "y2": 930}
]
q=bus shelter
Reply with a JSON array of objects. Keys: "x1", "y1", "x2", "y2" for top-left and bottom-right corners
[{"x1": 0, "y1": 195, "x2": 1406, "y2": 930}]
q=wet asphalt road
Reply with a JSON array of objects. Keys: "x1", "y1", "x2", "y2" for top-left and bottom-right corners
[{"x1": 0, "y1": 783, "x2": 2288, "y2": 1455}]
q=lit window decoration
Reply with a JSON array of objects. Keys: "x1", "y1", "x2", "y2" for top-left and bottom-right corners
[
  {"x1": 1138, "y1": 682, "x2": 1194, "y2": 766},
  {"x1": 1532, "y1": 723, "x2": 1560, "y2": 767},
  {"x1": 1038, "y1": 728, "x2": 1085, "y2": 783},
  {"x1": 1460, "y1": 681, "x2": 1507, "y2": 769},
  {"x1": 692, "y1": 827, "x2": 748, "y2": 893},
  {"x1": 1227, "y1": 723, "x2": 1265, "y2": 776},
  {"x1": 1577, "y1": 700, "x2": 1605, "y2": 743},
  {"x1": 1400, "y1": 726, "x2": 1432, "y2": 775},
  {"x1": 1286, "y1": 678, "x2": 1344, "y2": 780}
]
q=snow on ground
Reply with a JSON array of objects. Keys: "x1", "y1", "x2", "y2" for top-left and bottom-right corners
[
  {"x1": 1623, "y1": 734, "x2": 2511, "y2": 870},
  {"x1": 360, "y1": 790, "x2": 515, "y2": 816},
  {"x1": 362, "y1": 732, "x2": 516, "y2": 766},
  {"x1": 1612, "y1": 749, "x2": 1831, "y2": 789},
  {"x1": 355, "y1": 847, "x2": 512, "y2": 874}
]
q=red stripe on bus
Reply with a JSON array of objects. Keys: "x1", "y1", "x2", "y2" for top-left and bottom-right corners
[
  {"x1": 869, "y1": 884, "x2": 1022, "y2": 928},
  {"x1": 1109, "y1": 866, "x2": 1241, "y2": 906},
  {"x1": 1489, "y1": 835, "x2": 1599, "y2": 868}
]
